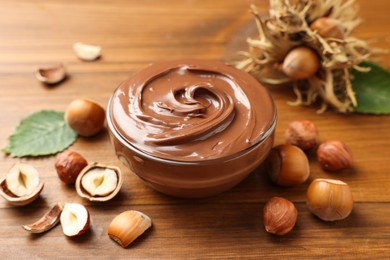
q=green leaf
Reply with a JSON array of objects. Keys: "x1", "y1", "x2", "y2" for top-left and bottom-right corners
[
  {"x1": 352, "y1": 61, "x2": 390, "y2": 114},
  {"x1": 3, "y1": 110, "x2": 77, "y2": 157}
]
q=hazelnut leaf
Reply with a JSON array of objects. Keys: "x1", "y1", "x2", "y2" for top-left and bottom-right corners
[
  {"x1": 352, "y1": 62, "x2": 390, "y2": 114},
  {"x1": 3, "y1": 110, "x2": 77, "y2": 157}
]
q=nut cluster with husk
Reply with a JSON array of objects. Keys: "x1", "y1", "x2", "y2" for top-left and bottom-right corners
[{"x1": 236, "y1": 0, "x2": 372, "y2": 113}]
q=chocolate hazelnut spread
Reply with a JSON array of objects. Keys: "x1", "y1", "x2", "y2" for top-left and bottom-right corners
[{"x1": 109, "y1": 59, "x2": 276, "y2": 161}]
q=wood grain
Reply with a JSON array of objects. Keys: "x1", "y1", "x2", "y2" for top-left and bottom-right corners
[{"x1": 1, "y1": 0, "x2": 390, "y2": 258}]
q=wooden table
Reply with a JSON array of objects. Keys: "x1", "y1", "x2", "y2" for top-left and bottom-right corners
[{"x1": 1, "y1": 0, "x2": 389, "y2": 258}]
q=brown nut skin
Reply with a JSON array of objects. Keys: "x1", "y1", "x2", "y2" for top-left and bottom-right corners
[
  {"x1": 55, "y1": 150, "x2": 88, "y2": 184},
  {"x1": 317, "y1": 140, "x2": 352, "y2": 171},
  {"x1": 285, "y1": 120, "x2": 319, "y2": 151},
  {"x1": 306, "y1": 178, "x2": 353, "y2": 221},
  {"x1": 266, "y1": 144, "x2": 310, "y2": 186},
  {"x1": 282, "y1": 46, "x2": 320, "y2": 80},
  {"x1": 65, "y1": 98, "x2": 105, "y2": 137},
  {"x1": 310, "y1": 17, "x2": 344, "y2": 39},
  {"x1": 263, "y1": 197, "x2": 298, "y2": 235}
]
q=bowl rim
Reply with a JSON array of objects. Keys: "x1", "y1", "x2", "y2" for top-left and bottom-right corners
[{"x1": 106, "y1": 88, "x2": 277, "y2": 166}]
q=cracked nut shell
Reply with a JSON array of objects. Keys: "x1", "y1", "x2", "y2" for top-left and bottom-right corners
[
  {"x1": 0, "y1": 163, "x2": 44, "y2": 206},
  {"x1": 75, "y1": 162, "x2": 122, "y2": 202}
]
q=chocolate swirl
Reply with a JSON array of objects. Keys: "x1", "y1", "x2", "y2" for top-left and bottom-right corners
[{"x1": 110, "y1": 60, "x2": 276, "y2": 161}]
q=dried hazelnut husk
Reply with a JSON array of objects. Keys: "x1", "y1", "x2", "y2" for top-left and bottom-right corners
[
  {"x1": 310, "y1": 17, "x2": 345, "y2": 39},
  {"x1": 317, "y1": 140, "x2": 353, "y2": 171},
  {"x1": 55, "y1": 150, "x2": 88, "y2": 184},
  {"x1": 263, "y1": 197, "x2": 298, "y2": 235},
  {"x1": 306, "y1": 178, "x2": 353, "y2": 221},
  {"x1": 0, "y1": 163, "x2": 44, "y2": 206},
  {"x1": 237, "y1": 4, "x2": 372, "y2": 113},
  {"x1": 75, "y1": 162, "x2": 122, "y2": 202},
  {"x1": 282, "y1": 46, "x2": 321, "y2": 80},
  {"x1": 285, "y1": 120, "x2": 319, "y2": 150},
  {"x1": 266, "y1": 144, "x2": 310, "y2": 186},
  {"x1": 65, "y1": 98, "x2": 105, "y2": 137}
]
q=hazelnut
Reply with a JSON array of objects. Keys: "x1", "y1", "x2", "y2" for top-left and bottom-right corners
[
  {"x1": 55, "y1": 150, "x2": 88, "y2": 184},
  {"x1": 317, "y1": 140, "x2": 353, "y2": 171},
  {"x1": 65, "y1": 98, "x2": 105, "y2": 137},
  {"x1": 310, "y1": 17, "x2": 345, "y2": 39},
  {"x1": 282, "y1": 46, "x2": 320, "y2": 80},
  {"x1": 108, "y1": 210, "x2": 152, "y2": 248},
  {"x1": 263, "y1": 197, "x2": 298, "y2": 235},
  {"x1": 73, "y1": 42, "x2": 101, "y2": 61},
  {"x1": 306, "y1": 178, "x2": 353, "y2": 221},
  {"x1": 266, "y1": 144, "x2": 310, "y2": 186},
  {"x1": 285, "y1": 120, "x2": 319, "y2": 150},
  {"x1": 75, "y1": 162, "x2": 123, "y2": 202},
  {"x1": 0, "y1": 163, "x2": 44, "y2": 206},
  {"x1": 60, "y1": 203, "x2": 90, "y2": 237}
]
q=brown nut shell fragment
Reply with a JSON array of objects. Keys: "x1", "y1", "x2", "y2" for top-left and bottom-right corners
[
  {"x1": 108, "y1": 210, "x2": 152, "y2": 248},
  {"x1": 22, "y1": 202, "x2": 63, "y2": 233},
  {"x1": 34, "y1": 64, "x2": 67, "y2": 85},
  {"x1": 75, "y1": 162, "x2": 122, "y2": 202}
]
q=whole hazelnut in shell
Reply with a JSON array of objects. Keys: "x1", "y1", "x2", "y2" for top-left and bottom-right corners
[
  {"x1": 306, "y1": 178, "x2": 353, "y2": 221},
  {"x1": 282, "y1": 46, "x2": 320, "y2": 80},
  {"x1": 65, "y1": 98, "x2": 105, "y2": 137},
  {"x1": 310, "y1": 17, "x2": 345, "y2": 39},
  {"x1": 266, "y1": 144, "x2": 310, "y2": 186},
  {"x1": 55, "y1": 150, "x2": 88, "y2": 184}
]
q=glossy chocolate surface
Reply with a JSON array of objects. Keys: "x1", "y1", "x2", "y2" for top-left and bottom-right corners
[{"x1": 109, "y1": 59, "x2": 275, "y2": 161}]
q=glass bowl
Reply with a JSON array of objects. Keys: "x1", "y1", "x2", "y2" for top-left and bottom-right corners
[{"x1": 106, "y1": 59, "x2": 277, "y2": 198}]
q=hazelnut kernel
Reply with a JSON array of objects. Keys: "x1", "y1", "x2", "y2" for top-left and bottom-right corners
[
  {"x1": 285, "y1": 120, "x2": 319, "y2": 150},
  {"x1": 55, "y1": 150, "x2": 88, "y2": 184},
  {"x1": 317, "y1": 140, "x2": 353, "y2": 171},
  {"x1": 266, "y1": 144, "x2": 310, "y2": 186},
  {"x1": 263, "y1": 197, "x2": 298, "y2": 235}
]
